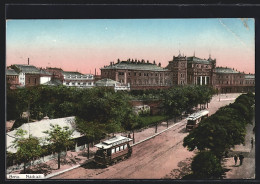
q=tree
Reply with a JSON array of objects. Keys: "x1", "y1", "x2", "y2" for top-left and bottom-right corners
[
  {"x1": 75, "y1": 117, "x2": 106, "y2": 158},
  {"x1": 10, "y1": 129, "x2": 42, "y2": 173},
  {"x1": 43, "y1": 124, "x2": 74, "y2": 169},
  {"x1": 190, "y1": 151, "x2": 224, "y2": 179}
]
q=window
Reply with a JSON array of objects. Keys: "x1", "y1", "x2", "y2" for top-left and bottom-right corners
[
  {"x1": 128, "y1": 73, "x2": 131, "y2": 76},
  {"x1": 120, "y1": 145, "x2": 124, "y2": 150},
  {"x1": 111, "y1": 148, "x2": 115, "y2": 154},
  {"x1": 66, "y1": 82, "x2": 70, "y2": 85},
  {"x1": 35, "y1": 78, "x2": 37, "y2": 84},
  {"x1": 78, "y1": 82, "x2": 80, "y2": 85},
  {"x1": 88, "y1": 82, "x2": 92, "y2": 85},
  {"x1": 124, "y1": 144, "x2": 127, "y2": 149},
  {"x1": 119, "y1": 72, "x2": 124, "y2": 75},
  {"x1": 139, "y1": 73, "x2": 141, "y2": 76}
]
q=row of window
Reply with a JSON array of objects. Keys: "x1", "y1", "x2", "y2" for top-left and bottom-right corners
[
  {"x1": 128, "y1": 79, "x2": 166, "y2": 85},
  {"x1": 215, "y1": 81, "x2": 255, "y2": 84},
  {"x1": 246, "y1": 81, "x2": 255, "y2": 84},
  {"x1": 111, "y1": 144, "x2": 128, "y2": 154},
  {"x1": 217, "y1": 75, "x2": 243, "y2": 79},
  {"x1": 65, "y1": 82, "x2": 93, "y2": 86},
  {"x1": 105, "y1": 72, "x2": 167, "y2": 77},
  {"x1": 65, "y1": 76, "x2": 93, "y2": 79}
]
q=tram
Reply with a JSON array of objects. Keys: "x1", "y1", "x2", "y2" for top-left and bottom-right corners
[
  {"x1": 94, "y1": 135, "x2": 132, "y2": 166},
  {"x1": 186, "y1": 110, "x2": 209, "y2": 131}
]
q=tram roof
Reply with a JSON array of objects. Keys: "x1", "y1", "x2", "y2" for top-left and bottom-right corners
[
  {"x1": 187, "y1": 110, "x2": 209, "y2": 121},
  {"x1": 95, "y1": 135, "x2": 132, "y2": 149}
]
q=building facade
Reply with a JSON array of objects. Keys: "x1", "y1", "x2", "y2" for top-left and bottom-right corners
[
  {"x1": 101, "y1": 60, "x2": 172, "y2": 90},
  {"x1": 6, "y1": 69, "x2": 19, "y2": 89},
  {"x1": 9, "y1": 64, "x2": 52, "y2": 87},
  {"x1": 100, "y1": 54, "x2": 254, "y2": 93}
]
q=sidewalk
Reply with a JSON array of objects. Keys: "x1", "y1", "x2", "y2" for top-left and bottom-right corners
[
  {"x1": 9, "y1": 117, "x2": 181, "y2": 179},
  {"x1": 222, "y1": 122, "x2": 255, "y2": 179}
]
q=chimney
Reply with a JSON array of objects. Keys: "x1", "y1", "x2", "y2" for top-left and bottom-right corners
[{"x1": 28, "y1": 58, "x2": 30, "y2": 65}]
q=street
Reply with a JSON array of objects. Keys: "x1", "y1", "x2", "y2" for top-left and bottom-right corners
[{"x1": 52, "y1": 93, "x2": 244, "y2": 179}]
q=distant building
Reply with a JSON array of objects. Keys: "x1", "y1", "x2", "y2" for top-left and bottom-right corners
[
  {"x1": 9, "y1": 64, "x2": 52, "y2": 87},
  {"x1": 101, "y1": 54, "x2": 254, "y2": 93},
  {"x1": 6, "y1": 69, "x2": 19, "y2": 89},
  {"x1": 62, "y1": 71, "x2": 95, "y2": 88},
  {"x1": 101, "y1": 60, "x2": 171, "y2": 90},
  {"x1": 214, "y1": 67, "x2": 254, "y2": 93},
  {"x1": 45, "y1": 67, "x2": 95, "y2": 88}
]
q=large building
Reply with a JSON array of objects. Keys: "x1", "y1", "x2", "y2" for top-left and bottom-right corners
[
  {"x1": 100, "y1": 54, "x2": 254, "y2": 93},
  {"x1": 8, "y1": 64, "x2": 52, "y2": 87},
  {"x1": 101, "y1": 59, "x2": 172, "y2": 90},
  {"x1": 45, "y1": 67, "x2": 95, "y2": 88}
]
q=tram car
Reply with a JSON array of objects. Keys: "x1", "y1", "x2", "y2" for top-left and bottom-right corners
[
  {"x1": 186, "y1": 110, "x2": 209, "y2": 131},
  {"x1": 94, "y1": 135, "x2": 132, "y2": 166}
]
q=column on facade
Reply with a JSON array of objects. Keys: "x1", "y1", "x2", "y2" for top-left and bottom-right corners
[
  {"x1": 200, "y1": 76, "x2": 202, "y2": 85},
  {"x1": 204, "y1": 76, "x2": 207, "y2": 85},
  {"x1": 115, "y1": 72, "x2": 118, "y2": 82},
  {"x1": 162, "y1": 72, "x2": 165, "y2": 85},
  {"x1": 124, "y1": 71, "x2": 127, "y2": 84}
]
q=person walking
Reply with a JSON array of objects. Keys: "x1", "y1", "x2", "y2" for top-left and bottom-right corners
[
  {"x1": 234, "y1": 154, "x2": 238, "y2": 165},
  {"x1": 239, "y1": 153, "x2": 244, "y2": 165},
  {"x1": 251, "y1": 137, "x2": 254, "y2": 149}
]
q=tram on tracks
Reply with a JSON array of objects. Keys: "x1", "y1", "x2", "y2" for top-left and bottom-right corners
[
  {"x1": 186, "y1": 110, "x2": 209, "y2": 131},
  {"x1": 94, "y1": 135, "x2": 132, "y2": 166}
]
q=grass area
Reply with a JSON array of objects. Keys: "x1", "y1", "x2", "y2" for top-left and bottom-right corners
[{"x1": 138, "y1": 115, "x2": 168, "y2": 128}]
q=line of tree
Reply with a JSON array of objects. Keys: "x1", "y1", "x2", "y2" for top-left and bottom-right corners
[
  {"x1": 162, "y1": 85, "x2": 215, "y2": 127},
  {"x1": 183, "y1": 92, "x2": 255, "y2": 179}
]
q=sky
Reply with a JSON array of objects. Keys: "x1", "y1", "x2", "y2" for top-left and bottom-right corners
[{"x1": 6, "y1": 18, "x2": 255, "y2": 75}]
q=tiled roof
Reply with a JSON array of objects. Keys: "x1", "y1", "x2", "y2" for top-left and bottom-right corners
[
  {"x1": 6, "y1": 69, "x2": 19, "y2": 75},
  {"x1": 215, "y1": 67, "x2": 240, "y2": 74},
  {"x1": 187, "y1": 56, "x2": 213, "y2": 64},
  {"x1": 39, "y1": 69, "x2": 52, "y2": 76},
  {"x1": 95, "y1": 78, "x2": 120, "y2": 86},
  {"x1": 245, "y1": 74, "x2": 255, "y2": 79},
  {"x1": 101, "y1": 61, "x2": 169, "y2": 71},
  {"x1": 6, "y1": 116, "x2": 81, "y2": 153},
  {"x1": 14, "y1": 64, "x2": 41, "y2": 74}
]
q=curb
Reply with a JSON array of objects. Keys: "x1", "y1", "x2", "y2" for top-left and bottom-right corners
[{"x1": 45, "y1": 119, "x2": 186, "y2": 179}]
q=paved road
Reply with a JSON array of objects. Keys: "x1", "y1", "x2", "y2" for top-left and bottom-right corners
[{"x1": 52, "y1": 93, "x2": 242, "y2": 179}]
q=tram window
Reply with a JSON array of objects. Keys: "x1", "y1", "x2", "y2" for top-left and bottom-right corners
[
  {"x1": 124, "y1": 144, "x2": 127, "y2": 149},
  {"x1": 111, "y1": 148, "x2": 115, "y2": 154},
  {"x1": 116, "y1": 147, "x2": 120, "y2": 152},
  {"x1": 120, "y1": 145, "x2": 124, "y2": 150}
]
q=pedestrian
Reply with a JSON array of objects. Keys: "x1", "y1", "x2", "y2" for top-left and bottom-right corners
[
  {"x1": 234, "y1": 154, "x2": 238, "y2": 165},
  {"x1": 239, "y1": 153, "x2": 244, "y2": 165},
  {"x1": 251, "y1": 137, "x2": 254, "y2": 149}
]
